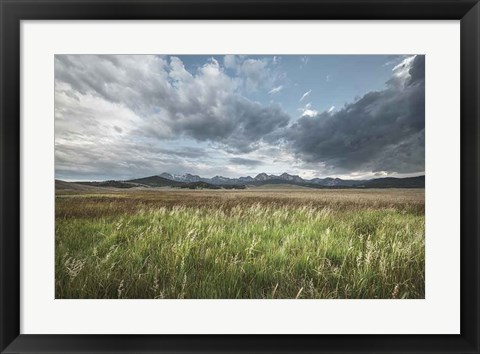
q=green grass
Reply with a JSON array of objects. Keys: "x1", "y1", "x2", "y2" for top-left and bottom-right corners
[{"x1": 55, "y1": 190, "x2": 424, "y2": 299}]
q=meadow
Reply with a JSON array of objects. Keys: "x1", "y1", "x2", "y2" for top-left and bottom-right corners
[{"x1": 55, "y1": 187, "x2": 425, "y2": 299}]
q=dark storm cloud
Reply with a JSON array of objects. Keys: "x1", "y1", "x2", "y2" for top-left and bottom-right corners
[
  {"x1": 285, "y1": 55, "x2": 425, "y2": 174},
  {"x1": 407, "y1": 55, "x2": 425, "y2": 85},
  {"x1": 229, "y1": 157, "x2": 264, "y2": 166},
  {"x1": 213, "y1": 99, "x2": 290, "y2": 152},
  {"x1": 373, "y1": 130, "x2": 424, "y2": 173},
  {"x1": 165, "y1": 147, "x2": 206, "y2": 158},
  {"x1": 160, "y1": 98, "x2": 289, "y2": 152}
]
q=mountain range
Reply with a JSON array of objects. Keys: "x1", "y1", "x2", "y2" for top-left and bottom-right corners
[
  {"x1": 63, "y1": 172, "x2": 425, "y2": 190},
  {"x1": 158, "y1": 172, "x2": 424, "y2": 188}
]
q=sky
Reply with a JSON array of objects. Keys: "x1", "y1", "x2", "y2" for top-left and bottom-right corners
[{"x1": 55, "y1": 54, "x2": 425, "y2": 181}]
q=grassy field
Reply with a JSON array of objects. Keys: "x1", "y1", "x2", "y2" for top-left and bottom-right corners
[{"x1": 55, "y1": 187, "x2": 425, "y2": 299}]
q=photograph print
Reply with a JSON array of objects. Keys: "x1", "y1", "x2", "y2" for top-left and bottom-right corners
[{"x1": 55, "y1": 54, "x2": 425, "y2": 299}]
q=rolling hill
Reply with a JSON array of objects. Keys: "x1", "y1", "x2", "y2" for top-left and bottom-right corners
[{"x1": 126, "y1": 175, "x2": 184, "y2": 187}]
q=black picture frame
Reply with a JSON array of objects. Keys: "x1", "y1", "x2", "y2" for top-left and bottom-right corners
[{"x1": 1, "y1": 0, "x2": 479, "y2": 353}]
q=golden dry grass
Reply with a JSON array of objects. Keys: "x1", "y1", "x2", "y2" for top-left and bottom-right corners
[{"x1": 56, "y1": 187, "x2": 424, "y2": 217}]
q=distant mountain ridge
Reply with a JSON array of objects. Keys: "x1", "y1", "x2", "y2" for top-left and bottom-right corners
[
  {"x1": 60, "y1": 173, "x2": 424, "y2": 190},
  {"x1": 158, "y1": 172, "x2": 424, "y2": 188}
]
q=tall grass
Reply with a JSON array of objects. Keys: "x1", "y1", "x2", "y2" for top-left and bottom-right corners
[{"x1": 55, "y1": 190, "x2": 424, "y2": 299}]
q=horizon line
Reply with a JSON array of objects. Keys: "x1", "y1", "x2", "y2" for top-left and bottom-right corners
[{"x1": 56, "y1": 172, "x2": 426, "y2": 183}]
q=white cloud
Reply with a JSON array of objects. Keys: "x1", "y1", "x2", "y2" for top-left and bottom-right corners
[
  {"x1": 223, "y1": 55, "x2": 271, "y2": 91},
  {"x1": 268, "y1": 85, "x2": 283, "y2": 95},
  {"x1": 391, "y1": 55, "x2": 417, "y2": 86},
  {"x1": 55, "y1": 55, "x2": 291, "y2": 179},
  {"x1": 383, "y1": 58, "x2": 401, "y2": 67},
  {"x1": 299, "y1": 103, "x2": 318, "y2": 117},
  {"x1": 223, "y1": 54, "x2": 238, "y2": 69},
  {"x1": 299, "y1": 89, "x2": 311, "y2": 102},
  {"x1": 327, "y1": 106, "x2": 335, "y2": 113}
]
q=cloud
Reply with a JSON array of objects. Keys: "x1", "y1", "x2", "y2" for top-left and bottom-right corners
[
  {"x1": 268, "y1": 85, "x2": 283, "y2": 95},
  {"x1": 229, "y1": 157, "x2": 264, "y2": 166},
  {"x1": 55, "y1": 54, "x2": 424, "y2": 180},
  {"x1": 223, "y1": 55, "x2": 272, "y2": 92},
  {"x1": 56, "y1": 55, "x2": 290, "y2": 156},
  {"x1": 55, "y1": 55, "x2": 172, "y2": 116},
  {"x1": 240, "y1": 59, "x2": 269, "y2": 91},
  {"x1": 382, "y1": 57, "x2": 403, "y2": 67},
  {"x1": 299, "y1": 89, "x2": 311, "y2": 102},
  {"x1": 217, "y1": 98, "x2": 290, "y2": 152},
  {"x1": 299, "y1": 103, "x2": 318, "y2": 117},
  {"x1": 285, "y1": 55, "x2": 425, "y2": 174}
]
